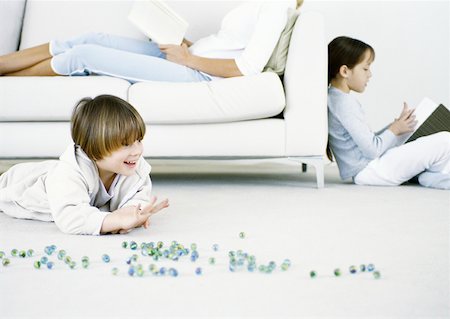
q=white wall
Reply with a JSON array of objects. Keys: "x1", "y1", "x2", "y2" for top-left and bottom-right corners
[{"x1": 302, "y1": 0, "x2": 450, "y2": 130}]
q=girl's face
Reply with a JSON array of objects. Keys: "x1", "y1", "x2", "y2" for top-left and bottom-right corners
[
  {"x1": 95, "y1": 140, "x2": 144, "y2": 178},
  {"x1": 346, "y1": 50, "x2": 373, "y2": 93}
]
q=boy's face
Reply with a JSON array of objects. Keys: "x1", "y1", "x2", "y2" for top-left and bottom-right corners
[
  {"x1": 95, "y1": 140, "x2": 144, "y2": 177},
  {"x1": 347, "y1": 50, "x2": 373, "y2": 93}
]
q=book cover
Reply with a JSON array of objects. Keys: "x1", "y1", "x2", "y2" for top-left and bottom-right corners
[
  {"x1": 128, "y1": 0, "x2": 189, "y2": 45},
  {"x1": 402, "y1": 97, "x2": 450, "y2": 143}
]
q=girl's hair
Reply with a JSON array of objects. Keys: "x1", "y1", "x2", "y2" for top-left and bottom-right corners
[
  {"x1": 296, "y1": 0, "x2": 304, "y2": 8},
  {"x1": 328, "y1": 36, "x2": 375, "y2": 85},
  {"x1": 71, "y1": 95, "x2": 146, "y2": 161},
  {"x1": 326, "y1": 36, "x2": 375, "y2": 161}
]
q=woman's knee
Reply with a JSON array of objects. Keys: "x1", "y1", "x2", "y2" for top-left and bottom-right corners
[
  {"x1": 81, "y1": 32, "x2": 109, "y2": 44},
  {"x1": 52, "y1": 44, "x2": 101, "y2": 75},
  {"x1": 69, "y1": 44, "x2": 101, "y2": 56}
]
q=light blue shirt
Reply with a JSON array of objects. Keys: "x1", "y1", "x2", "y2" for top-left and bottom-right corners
[{"x1": 328, "y1": 87, "x2": 398, "y2": 180}]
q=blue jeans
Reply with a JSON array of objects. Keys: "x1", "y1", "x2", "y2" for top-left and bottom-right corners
[{"x1": 50, "y1": 32, "x2": 211, "y2": 83}]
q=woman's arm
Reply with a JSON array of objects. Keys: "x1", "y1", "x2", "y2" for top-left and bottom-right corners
[{"x1": 159, "y1": 43, "x2": 243, "y2": 78}]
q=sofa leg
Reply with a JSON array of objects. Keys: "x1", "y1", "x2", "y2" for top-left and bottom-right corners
[{"x1": 289, "y1": 156, "x2": 325, "y2": 188}]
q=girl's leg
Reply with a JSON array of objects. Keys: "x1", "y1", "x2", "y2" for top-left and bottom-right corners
[
  {"x1": 4, "y1": 58, "x2": 57, "y2": 76},
  {"x1": 0, "y1": 44, "x2": 51, "y2": 75},
  {"x1": 51, "y1": 44, "x2": 210, "y2": 83},
  {"x1": 418, "y1": 172, "x2": 450, "y2": 189},
  {"x1": 50, "y1": 32, "x2": 164, "y2": 58},
  {"x1": 354, "y1": 132, "x2": 450, "y2": 189}
]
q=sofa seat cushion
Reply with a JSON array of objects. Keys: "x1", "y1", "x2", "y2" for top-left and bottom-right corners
[
  {"x1": 129, "y1": 72, "x2": 286, "y2": 124},
  {"x1": 0, "y1": 77, "x2": 130, "y2": 121}
]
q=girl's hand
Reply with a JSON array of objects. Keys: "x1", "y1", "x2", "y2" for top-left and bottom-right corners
[
  {"x1": 159, "y1": 43, "x2": 191, "y2": 66},
  {"x1": 389, "y1": 102, "x2": 417, "y2": 136}
]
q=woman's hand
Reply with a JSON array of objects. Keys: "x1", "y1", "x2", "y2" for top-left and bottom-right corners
[
  {"x1": 101, "y1": 196, "x2": 169, "y2": 234},
  {"x1": 182, "y1": 38, "x2": 193, "y2": 47},
  {"x1": 159, "y1": 43, "x2": 242, "y2": 78},
  {"x1": 389, "y1": 102, "x2": 417, "y2": 136},
  {"x1": 159, "y1": 43, "x2": 191, "y2": 66}
]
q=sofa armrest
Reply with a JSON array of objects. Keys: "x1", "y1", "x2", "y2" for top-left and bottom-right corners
[{"x1": 283, "y1": 11, "x2": 328, "y2": 156}]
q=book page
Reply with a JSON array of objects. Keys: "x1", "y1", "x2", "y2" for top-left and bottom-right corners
[
  {"x1": 128, "y1": 0, "x2": 189, "y2": 45},
  {"x1": 398, "y1": 97, "x2": 439, "y2": 144}
]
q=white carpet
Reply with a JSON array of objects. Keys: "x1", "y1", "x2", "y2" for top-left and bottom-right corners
[{"x1": 0, "y1": 159, "x2": 449, "y2": 318}]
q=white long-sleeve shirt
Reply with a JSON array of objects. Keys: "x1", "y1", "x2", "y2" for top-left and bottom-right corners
[
  {"x1": 0, "y1": 144, "x2": 152, "y2": 235},
  {"x1": 189, "y1": 1, "x2": 295, "y2": 79}
]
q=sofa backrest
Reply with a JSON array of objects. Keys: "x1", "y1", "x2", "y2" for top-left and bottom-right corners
[
  {"x1": 19, "y1": 0, "x2": 240, "y2": 49},
  {"x1": 0, "y1": 0, "x2": 26, "y2": 54}
]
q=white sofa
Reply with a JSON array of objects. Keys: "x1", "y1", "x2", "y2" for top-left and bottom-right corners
[{"x1": 0, "y1": 0, "x2": 327, "y2": 187}]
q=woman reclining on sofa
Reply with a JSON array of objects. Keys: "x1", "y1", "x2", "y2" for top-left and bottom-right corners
[{"x1": 0, "y1": 0, "x2": 302, "y2": 83}]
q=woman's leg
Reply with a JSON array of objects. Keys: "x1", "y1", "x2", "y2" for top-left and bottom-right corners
[
  {"x1": 0, "y1": 33, "x2": 163, "y2": 75},
  {"x1": 51, "y1": 44, "x2": 210, "y2": 83},
  {"x1": 0, "y1": 44, "x2": 51, "y2": 75},
  {"x1": 4, "y1": 58, "x2": 57, "y2": 76},
  {"x1": 354, "y1": 132, "x2": 450, "y2": 189},
  {"x1": 50, "y1": 32, "x2": 164, "y2": 58}
]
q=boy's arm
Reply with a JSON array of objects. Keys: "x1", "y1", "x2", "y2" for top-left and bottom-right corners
[
  {"x1": 101, "y1": 197, "x2": 169, "y2": 234},
  {"x1": 46, "y1": 164, "x2": 109, "y2": 235}
]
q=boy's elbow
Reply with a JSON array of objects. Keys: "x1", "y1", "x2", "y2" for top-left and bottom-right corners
[
  {"x1": 53, "y1": 216, "x2": 85, "y2": 235},
  {"x1": 52, "y1": 208, "x2": 93, "y2": 235}
]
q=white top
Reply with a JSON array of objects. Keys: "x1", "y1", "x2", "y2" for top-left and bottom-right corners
[
  {"x1": 95, "y1": 173, "x2": 121, "y2": 210},
  {"x1": 0, "y1": 144, "x2": 152, "y2": 235},
  {"x1": 189, "y1": 0, "x2": 296, "y2": 80}
]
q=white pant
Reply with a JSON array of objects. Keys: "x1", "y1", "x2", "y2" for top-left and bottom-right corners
[{"x1": 354, "y1": 132, "x2": 450, "y2": 190}]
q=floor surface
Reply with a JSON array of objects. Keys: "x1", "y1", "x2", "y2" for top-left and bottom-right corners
[{"x1": 0, "y1": 159, "x2": 449, "y2": 318}]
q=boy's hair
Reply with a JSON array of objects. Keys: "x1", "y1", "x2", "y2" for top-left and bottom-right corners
[
  {"x1": 71, "y1": 95, "x2": 146, "y2": 161},
  {"x1": 328, "y1": 36, "x2": 375, "y2": 84}
]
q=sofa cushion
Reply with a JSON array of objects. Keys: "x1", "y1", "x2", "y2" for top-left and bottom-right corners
[
  {"x1": 0, "y1": 0, "x2": 26, "y2": 55},
  {"x1": 0, "y1": 73, "x2": 284, "y2": 124},
  {"x1": 263, "y1": 8, "x2": 299, "y2": 75},
  {"x1": 129, "y1": 72, "x2": 286, "y2": 124},
  {"x1": 0, "y1": 77, "x2": 130, "y2": 121}
]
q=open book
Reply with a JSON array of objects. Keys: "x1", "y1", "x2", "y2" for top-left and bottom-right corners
[
  {"x1": 400, "y1": 97, "x2": 450, "y2": 144},
  {"x1": 128, "y1": 0, "x2": 189, "y2": 45}
]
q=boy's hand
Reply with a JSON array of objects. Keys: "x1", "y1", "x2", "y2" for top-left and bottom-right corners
[
  {"x1": 389, "y1": 102, "x2": 417, "y2": 136},
  {"x1": 138, "y1": 197, "x2": 170, "y2": 229},
  {"x1": 100, "y1": 196, "x2": 169, "y2": 234}
]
